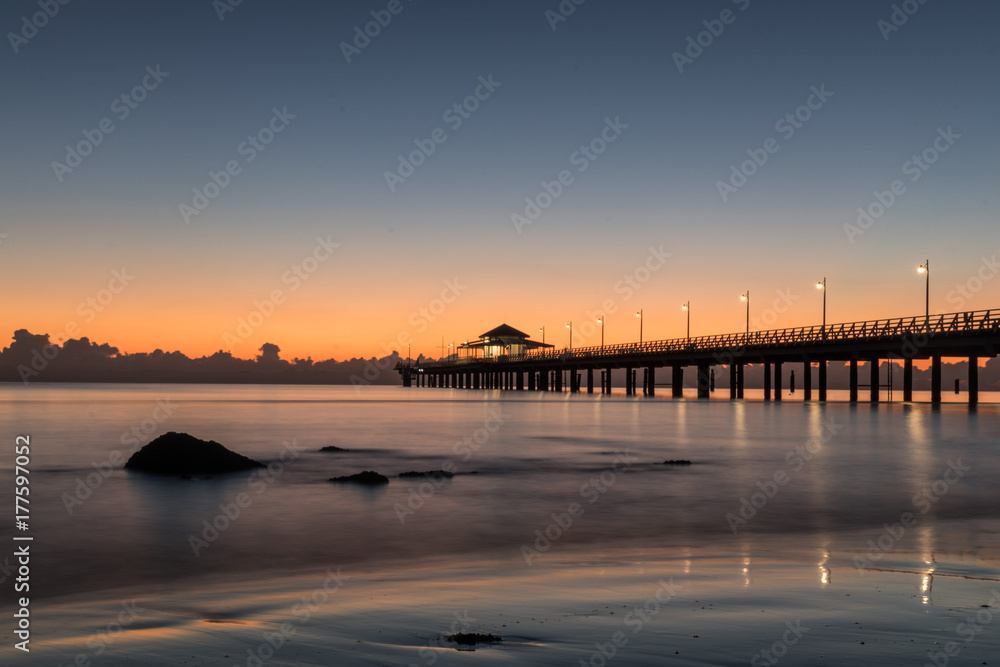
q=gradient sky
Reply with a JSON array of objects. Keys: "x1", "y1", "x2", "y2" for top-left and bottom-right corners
[{"x1": 3, "y1": 0, "x2": 999, "y2": 360}]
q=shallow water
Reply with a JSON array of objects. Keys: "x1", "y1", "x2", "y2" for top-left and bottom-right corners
[{"x1": 1, "y1": 384, "x2": 999, "y2": 664}]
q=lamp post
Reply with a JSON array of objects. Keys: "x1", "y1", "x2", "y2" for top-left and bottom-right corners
[
  {"x1": 636, "y1": 309, "x2": 643, "y2": 343},
  {"x1": 597, "y1": 316, "x2": 605, "y2": 348},
  {"x1": 816, "y1": 278, "x2": 826, "y2": 338},
  {"x1": 449, "y1": 342, "x2": 454, "y2": 362},
  {"x1": 740, "y1": 292, "x2": 749, "y2": 334},
  {"x1": 682, "y1": 301, "x2": 690, "y2": 339},
  {"x1": 918, "y1": 260, "x2": 929, "y2": 320},
  {"x1": 566, "y1": 322, "x2": 572, "y2": 350},
  {"x1": 539, "y1": 326, "x2": 545, "y2": 345}
]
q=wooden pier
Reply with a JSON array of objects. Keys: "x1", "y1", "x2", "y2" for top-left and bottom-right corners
[{"x1": 396, "y1": 309, "x2": 1000, "y2": 405}]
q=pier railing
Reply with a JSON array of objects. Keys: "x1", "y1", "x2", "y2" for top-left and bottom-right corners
[{"x1": 433, "y1": 308, "x2": 999, "y2": 366}]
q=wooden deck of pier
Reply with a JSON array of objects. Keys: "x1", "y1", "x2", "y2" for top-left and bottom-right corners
[{"x1": 396, "y1": 308, "x2": 1000, "y2": 405}]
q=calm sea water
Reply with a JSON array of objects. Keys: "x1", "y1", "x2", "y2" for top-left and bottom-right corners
[{"x1": 2, "y1": 383, "x2": 999, "y2": 602}]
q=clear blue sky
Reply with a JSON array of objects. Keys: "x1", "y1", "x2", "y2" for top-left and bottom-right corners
[{"x1": 2, "y1": 0, "x2": 998, "y2": 358}]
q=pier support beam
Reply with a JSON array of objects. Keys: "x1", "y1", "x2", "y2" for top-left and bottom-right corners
[
  {"x1": 554, "y1": 370, "x2": 563, "y2": 393},
  {"x1": 849, "y1": 360, "x2": 858, "y2": 402},
  {"x1": 672, "y1": 365, "x2": 683, "y2": 398},
  {"x1": 729, "y1": 364, "x2": 737, "y2": 399},
  {"x1": 587, "y1": 368, "x2": 594, "y2": 394},
  {"x1": 625, "y1": 366, "x2": 634, "y2": 396},
  {"x1": 697, "y1": 364, "x2": 710, "y2": 399},
  {"x1": 774, "y1": 362, "x2": 782, "y2": 401},
  {"x1": 969, "y1": 356, "x2": 979, "y2": 405},
  {"x1": 869, "y1": 359, "x2": 879, "y2": 403},
  {"x1": 931, "y1": 355, "x2": 942, "y2": 404},
  {"x1": 803, "y1": 362, "x2": 812, "y2": 401},
  {"x1": 763, "y1": 362, "x2": 772, "y2": 401},
  {"x1": 517, "y1": 372, "x2": 524, "y2": 390},
  {"x1": 647, "y1": 366, "x2": 655, "y2": 397},
  {"x1": 737, "y1": 363, "x2": 744, "y2": 399},
  {"x1": 528, "y1": 371, "x2": 536, "y2": 391},
  {"x1": 605, "y1": 367, "x2": 613, "y2": 394},
  {"x1": 818, "y1": 360, "x2": 827, "y2": 401},
  {"x1": 903, "y1": 359, "x2": 913, "y2": 402}
]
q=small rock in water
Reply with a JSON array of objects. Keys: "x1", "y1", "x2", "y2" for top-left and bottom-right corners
[
  {"x1": 329, "y1": 471, "x2": 389, "y2": 485},
  {"x1": 398, "y1": 470, "x2": 455, "y2": 479},
  {"x1": 320, "y1": 445, "x2": 349, "y2": 452},
  {"x1": 447, "y1": 632, "x2": 501, "y2": 649},
  {"x1": 124, "y1": 432, "x2": 264, "y2": 475},
  {"x1": 663, "y1": 459, "x2": 693, "y2": 465}
]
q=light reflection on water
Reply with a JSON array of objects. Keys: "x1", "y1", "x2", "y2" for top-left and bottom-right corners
[{"x1": 1, "y1": 383, "x2": 998, "y2": 600}]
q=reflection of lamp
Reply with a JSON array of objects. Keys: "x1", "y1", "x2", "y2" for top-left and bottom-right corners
[
  {"x1": 742, "y1": 554, "x2": 752, "y2": 588},
  {"x1": 819, "y1": 550, "x2": 831, "y2": 586},
  {"x1": 921, "y1": 572, "x2": 934, "y2": 605}
]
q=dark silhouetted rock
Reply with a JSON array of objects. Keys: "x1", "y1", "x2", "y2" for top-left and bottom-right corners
[
  {"x1": 124, "y1": 432, "x2": 265, "y2": 475},
  {"x1": 320, "y1": 445, "x2": 349, "y2": 452},
  {"x1": 447, "y1": 633, "x2": 502, "y2": 648},
  {"x1": 663, "y1": 459, "x2": 692, "y2": 465},
  {"x1": 398, "y1": 470, "x2": 454, "y2": 479},
  {"x1": 329, "y1": 471, "x2": 389, "y2": 485}
]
